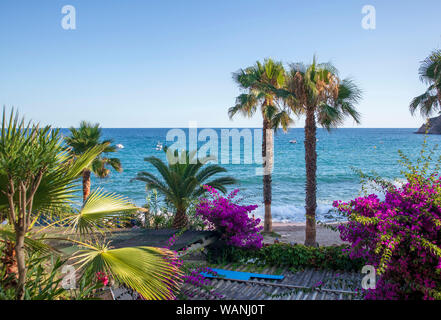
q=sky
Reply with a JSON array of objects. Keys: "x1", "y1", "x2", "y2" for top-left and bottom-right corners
[{"x1": 0, "y1": 0, "x2": 440, "y2": 128}]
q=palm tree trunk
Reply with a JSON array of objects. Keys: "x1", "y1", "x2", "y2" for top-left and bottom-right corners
[
  {"x1": 15, "y1": 230, "x2": 26, "y2": 300},
  {"x1": 1, "y1": 240, "x2": 18, "y2": 287},
  {"x1": 437, "y1": 89, "x2": 441, "y2": 107},
  {"x1": 82, "y1": 169, "x2": 91, "y2": 202},
  {"x1": 304, "y1": 106, "x2": 317, "y2": 246},
  {"x1": 172, "y1": 209, "x2": 188, "y2": 229},
  {"x1": 262, "y1": 118, "x2": 273, "y2": 233}
]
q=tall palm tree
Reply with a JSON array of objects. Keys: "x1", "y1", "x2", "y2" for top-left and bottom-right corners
[
  {"x1": 228, "y1": 58, "x2": 293, "y2": 233},
  {"x1": 410, "y1": 49, "x2": 441, "y2": 116},
  {"x1": 64, "y1": 121, "x2": 122, "y2": 202},
  {"x1": 133, "y1": 146, "x2": 237, "y2": 229},
  {"x1": 0, "y1": 109, "x2": 181, "y2": 300},
  {"x1": 284, "y1": 57, "x2": 362, "y2": 246}
]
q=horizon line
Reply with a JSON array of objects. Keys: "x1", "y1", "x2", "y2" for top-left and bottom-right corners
[{"x1": 57, "y1": 127, "x2": 419, "y2": 129}]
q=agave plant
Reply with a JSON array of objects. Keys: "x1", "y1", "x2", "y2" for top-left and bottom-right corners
[
  {"x1": 0, "y1": 108, "x2": 181, "y2": 300},
  {"x1": 133, "y1": 146, "x2": 237, "y2": 229}
]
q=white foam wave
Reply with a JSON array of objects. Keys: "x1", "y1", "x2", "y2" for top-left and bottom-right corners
[{"x1": 253, "y1": 203, "x2": 334, "y2": 223}]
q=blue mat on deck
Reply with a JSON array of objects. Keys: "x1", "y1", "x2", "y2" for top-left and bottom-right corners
[{"x1": 201, "y1": 268, "x2": 284, "y2": 281}]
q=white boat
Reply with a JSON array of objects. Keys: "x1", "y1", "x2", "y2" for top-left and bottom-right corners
[
  {"x1": 116, "y1": 144, "x2": 124, "y2": 149},
  {"x1": 155, "y1": 141, "x2": 163, "y2": 151},
  {"x1": 289, "y1": 140, "x2": 297, "y2": 144}
]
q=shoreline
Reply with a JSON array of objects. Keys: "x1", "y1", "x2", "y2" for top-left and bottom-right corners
[
  {"x1": 262, "y1": 221, "x2": 346, "y2": 246},
  {"x1": 261, "y1": 220, "x2": 345, "y2": 228}
]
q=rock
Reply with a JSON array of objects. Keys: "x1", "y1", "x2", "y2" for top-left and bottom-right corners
[{"x1": 416, "y1": 115, "x2": 441, "y2": 134}]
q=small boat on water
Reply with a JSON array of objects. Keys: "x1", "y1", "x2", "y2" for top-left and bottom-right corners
[
  {"x1": 116, "y1": 144, "x2": 124, "y2": 149},
  {"x1": 289, "y1": 140, "x2": 297, "y2": 144},
  {"x1": 155, "y1": 141, "x2": 163, "y2": 151}
]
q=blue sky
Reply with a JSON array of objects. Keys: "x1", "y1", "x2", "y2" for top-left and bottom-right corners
[{"x1": 0, "y1": 0, "x2": 440, "y2": 128}]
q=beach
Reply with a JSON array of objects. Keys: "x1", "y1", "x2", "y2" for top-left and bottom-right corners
[{"x1": 263, "y1": 222, "x2": 345, "y2": 246}]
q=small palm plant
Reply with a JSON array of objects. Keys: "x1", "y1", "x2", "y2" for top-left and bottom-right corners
[
  {"x1": 133, "y1": 146, "x2": 237, "y2": 229},
  {"x1": 64, "y1": 121, "x2": 122, "y2": 202},
  {"x1": 410, "y1": 49, "x2": 441, "y2": 117},
  {"x1": 0, "y1": 109, "x2": 181, "y2": 300}
]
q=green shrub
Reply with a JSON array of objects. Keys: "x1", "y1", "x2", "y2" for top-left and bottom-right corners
[
  {"x1": 0, "y1": 253, "x2": 101, "y2": 300},
  {"x1": 207, "y1": 243, "x2": 365, "y2": 272}
]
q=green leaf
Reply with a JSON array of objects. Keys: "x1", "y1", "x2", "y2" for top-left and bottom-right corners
[{"x1": 72, "y1": 244, "x2": 183, "y2": 300}]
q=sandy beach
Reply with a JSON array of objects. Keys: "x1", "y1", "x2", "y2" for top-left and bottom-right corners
[{"x1": 263, "y1": 222, "x2": 346, "y2": 246}]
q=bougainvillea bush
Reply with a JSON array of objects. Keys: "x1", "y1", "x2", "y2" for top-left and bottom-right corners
[
  {"x1": 196, "y1": 185, "x2": 263, "y2": 249},
  {"x1": 333, "y1": 144, "x2": 441, "y2": 300}
]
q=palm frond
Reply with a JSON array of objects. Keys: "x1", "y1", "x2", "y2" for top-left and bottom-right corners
[
  {"x1": 271, "y1": 110, "x2": 294, "y2": 132},
  {"x1": 133, "y1": 172, "x2": 172, "y2": 197},
  {"x1": 200, "y1": 176, "x2": 237, "y2": 194},
  {"x1": 31, "y1": 145, "x2": 107, "y2": 213},
  {"x1": 410, "y1": 89, "x2": 439, "y2": 117},
  {"x1": 66, "y1": 189, "x2": 138, "y2": 234},
  {"x1": 411, "y1": 49, "x2": 441, "y2": 117},
  {"x1": 0, "y1": 225, "x2": 56, "y2": 255},
  {"x1": 228, "y1": 94, "x2": 258, "y2": 119},
  {"x1": 72, "y1": 244, "x2": 183, "y2": 300},
  {"x1": 317, "y1": 104, "x2": 344, "y2": 130},
  {"x1": 419, "y1": 49, "x2": 441, "y2": 84},
  {"x1": 285, "y1": 59, "x2": 362, "y2": 128},
  {"x1": 230, "y1": 59, "x2": 292, "y2": 127},
  {"x1": 337, "y1": 78, "x2": 363, "y2": 124},
  {"x1": 195, "y1": 164, "x2": 227, "y2": 183},
  {"x1": 262, "y1": 104, "x2": 278, "y2": 121}
]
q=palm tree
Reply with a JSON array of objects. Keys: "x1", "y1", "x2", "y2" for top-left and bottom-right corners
[
  {"x1": 133, "y1": 146, "x2": 237, "y2": 229},
  {"x1": 0, "y1": 109, "x2": 181, "y2": 300},
  {"x1": 410, "y1": 49, "x2": 441, "y2": 116},
  {"x1": 284, "y1": 57, "x2": 362, "y2": 246},
  {"x1": 228, "y1": 58, "x2": 293, "y2": 233},
  {"x1": 64, "y1": 121, "x2": 122, "y2": 202}
]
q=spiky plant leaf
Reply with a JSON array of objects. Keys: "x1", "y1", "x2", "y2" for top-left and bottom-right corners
[
  {"x1": 0, "y1": 225, "x2": 56, "y2": 255},
  {"x1": 72, "y1": 243, "x2": 183, "y2": 300},
  {"x1": 66, "y1": 188, "x2": 138, "y2": 234}
]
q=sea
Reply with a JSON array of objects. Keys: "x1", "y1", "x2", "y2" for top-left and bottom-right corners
[{"x1": 60, "y1": 128, "x2": 441, "y2": 223}]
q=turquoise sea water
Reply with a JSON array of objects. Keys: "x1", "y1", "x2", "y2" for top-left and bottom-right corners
[{"x1": 62, "y1": 128, "x2": 441, "y2": 222}]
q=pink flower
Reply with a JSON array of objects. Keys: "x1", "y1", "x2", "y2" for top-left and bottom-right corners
[
  {"x1": 333, "y1": 174, "x2": 441, "y2": 300},
  {"x1": 96, "y1": 272, "x2": 109, "y2": 286},
  {"x1": 196, "y1": 186, "x2": 262, "y2": 249}
]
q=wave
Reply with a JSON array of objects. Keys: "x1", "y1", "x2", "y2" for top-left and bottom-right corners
[{"x1": 253, "y1": 203, "x2": 336, "y2": 223}]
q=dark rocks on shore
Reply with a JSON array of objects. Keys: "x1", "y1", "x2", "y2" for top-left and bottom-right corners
[{"x1": 415, "y1": 115, "x2": 441, "y2": 134}]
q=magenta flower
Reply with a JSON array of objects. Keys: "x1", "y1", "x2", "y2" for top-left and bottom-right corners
[
  {"x1": 196, "y1": 186, "x2": 263, "y2": 249},
  {"x1": 96, "y1": 272, "x2": 109, "y2": 286},
  {"x1": 334, "y1": 174, "x2": 441, "y2": 300}
]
